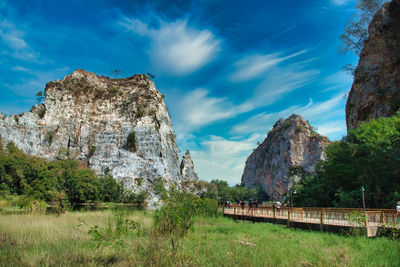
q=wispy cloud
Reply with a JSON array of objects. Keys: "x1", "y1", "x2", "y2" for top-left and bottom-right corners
[
  {"x1": 232, "y1": 94, "x2": 345, "y2": 137},
  {"x1": 331, "y1": 0, "x2": 352, "y2": 6},
  {"x1": 242, "y1": 65, "x2": 319, "y2": 110},
  {"x1": 120, "y1": 17, "x2": 220, "y2": 75},
  {"x1": 170, "y1": 88, "x2": 247, "y2": 141},
  {"x1": 190, "y1": 134, "x2": 261, "y2": 184},
  {"x1": 0, "y1": 19, "x2": 38, "y2": 61},
  {"x1": 229, "y1": 50, "x2": 306, "y2": 82}
]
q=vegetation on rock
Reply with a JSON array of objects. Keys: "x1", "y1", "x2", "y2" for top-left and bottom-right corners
[
  {"x1": 290, "y1": 112, "x2": 400, "y2": 208},
  {"x1": 0, "y1": 142, "x2": 145, "y2": 207}
]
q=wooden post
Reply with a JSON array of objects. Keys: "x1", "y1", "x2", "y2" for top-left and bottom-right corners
[
  {"x1": 273, "y1": 207, "x2": 276, "y2": 223},
  {"x1": 320, "y1": 211, "x2": 324, "y2": 232},
  {"x1": 287, "y1": 210, "x2": 291, "y2": 227}
]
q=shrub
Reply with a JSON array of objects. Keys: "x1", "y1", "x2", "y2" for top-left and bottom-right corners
[
  {"x1": 99, "y1": 174, "x2": 124, "y2": 203},
  {"x1": 88, "y1": 145, "x2": 96, "y2": 159},
  {"x1": 45, "y1": 131, "x2": 56, "y2": 145},
  {"x1": 126, "y1": 132, "x2": 137, "y2": 152},
  {"x1": 153, "y1": 189, "x2": 196, "y2": 252},
  {"x1": 38, "y1": 105, "x2": 46, "y2": 119}
]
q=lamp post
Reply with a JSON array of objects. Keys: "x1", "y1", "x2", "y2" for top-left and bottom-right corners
[
  {"x1": 290, "y1": 189, "x2": 296, "y2": 212},
  {"x1": 361, "y1": 186, "x2": 366, "y2": 213}
]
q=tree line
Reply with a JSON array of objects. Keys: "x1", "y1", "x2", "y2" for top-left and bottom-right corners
[
  {"x1": 290, "y1": 112, "x2": 400, "y2": 209},
  {"x1": 0, "y1": 141, "x2": 146, "y2": 208}
]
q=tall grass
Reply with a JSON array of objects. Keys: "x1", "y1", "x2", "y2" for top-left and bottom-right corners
[{"x1": 0, "y1": 211, "x2": 399, "y2": 266}]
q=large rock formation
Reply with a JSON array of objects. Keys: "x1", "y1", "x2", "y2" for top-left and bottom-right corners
[
  {"x1": 346, "y1": 0, "x2": 400, "y2": 131},
  {"x1": 241, "y1": 114, "x2": 330, "y2": 200},
  {"x1": 0, "y1": 69, "x2": 182, "y2": 202},
  {"x1": 180, "y1": 151, "x2": 199, "y2": 181}
]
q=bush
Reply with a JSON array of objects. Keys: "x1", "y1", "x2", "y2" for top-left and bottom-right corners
[
  {"x1": 126, "y1": 132, "x2": 137, "y2": 152},
  {"x1": 153, "y1": 189, "x2": 197, "y2": 251},
  {"x1": 291, "y1": 112, "x2": 400, "y2": 208}
]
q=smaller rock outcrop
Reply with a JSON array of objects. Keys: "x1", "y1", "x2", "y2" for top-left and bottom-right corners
[
  {"x1": 241, "y1": 114, "x2": 330, "y2": 200},
  {"x1": 180, "y1": 151, "x2": 199, "y2": 181},
  {"x1": 346, "y1": 0, "x2": 400, "y2": 131}
]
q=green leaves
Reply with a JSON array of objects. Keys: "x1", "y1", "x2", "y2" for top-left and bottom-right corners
[{"x1": 292, "y1": 112, "x2": 400, "y2": 208}]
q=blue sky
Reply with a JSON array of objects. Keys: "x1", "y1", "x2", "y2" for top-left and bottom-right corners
[{"x1": 0, "y1": 0, "x2": 359, "y2": 185}]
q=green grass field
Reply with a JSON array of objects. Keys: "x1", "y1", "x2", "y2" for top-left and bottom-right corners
[{"x1": 0, "y1": 210, "x2": 399, "y2": 266}]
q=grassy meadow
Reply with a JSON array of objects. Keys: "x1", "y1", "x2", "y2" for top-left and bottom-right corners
[{"x1": 0, "y1": 210, "x2": 399, "y2": 267}]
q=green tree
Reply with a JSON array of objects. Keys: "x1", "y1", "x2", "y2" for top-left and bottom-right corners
[
  {"x1": 292, "y1": 112, "x2": 400, "y2": 208},
  {"x1": 99, "y1": 173, "x2": 124, "y2": 202}
]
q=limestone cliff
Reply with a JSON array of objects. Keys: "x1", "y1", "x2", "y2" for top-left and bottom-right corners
[
  {"x1": 180, "y1": 151, "x2": 199, "y2": 181},
  {"x1": 241, "y1": 114, "x2": 330, "y2": 200},
  {"x1": 346, "y1": 0, "x2": 400, "y2": 131},
  {"x1": 0, "y1": 69, "x2": 182, "y2": 202}
]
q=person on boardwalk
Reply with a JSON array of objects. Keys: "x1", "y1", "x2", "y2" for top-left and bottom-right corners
[{"x1": 396, "y1": 201, "x2": 400, "y2": 223}]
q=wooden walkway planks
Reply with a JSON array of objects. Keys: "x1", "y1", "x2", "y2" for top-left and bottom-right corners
[{"x1": 224, "y1": 205, "x2": 399, "y2": 236}]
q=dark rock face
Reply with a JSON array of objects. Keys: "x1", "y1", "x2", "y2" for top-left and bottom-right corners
[
  {"x1": 346, "y1": 0, "x2": 400, "y2": 131},
  {"x1": 180, "y1": 151, "x2": 199, "y2": 181},
  {"x1": 0, "y1": 69, "x2": 182, "y2": 204},
  {"x1": 241, "y1": 114, "x2": 330, "y2": 200}
]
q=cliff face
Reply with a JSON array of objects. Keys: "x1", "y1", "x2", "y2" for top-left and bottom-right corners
[
  {"x1": 241, "y1": 114, "x2": 330, "y2": 200},
  {"x1": 346, "y1": 0, "x2": 400, "y2": 131},
  {"x1": 0, "y1": 69, "x2": 181, "y2": 201},
  {"x1": 180, "y1": 151, "x2": 199, "y2": 181}
]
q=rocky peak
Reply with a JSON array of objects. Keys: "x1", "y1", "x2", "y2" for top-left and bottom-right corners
[
  {"x1": 0, "y1": 69, "x2": 181, "y2": 205},
  {"x1": 241, "y1": 114, "x2": 330, "y2": 201},
  {"x1": 180, "y1": 151, "x2": 199, "y2": 181},
  {"x1": 346, "y1": 0, "x2": 400, "y2": 131}
]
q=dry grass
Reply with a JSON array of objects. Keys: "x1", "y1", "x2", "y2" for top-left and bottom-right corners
[{"x1": 0, "y1": 210, "x2": 399, "y2": 266}]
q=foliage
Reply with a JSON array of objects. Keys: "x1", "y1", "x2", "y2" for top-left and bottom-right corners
[
  {"x1": 88, "y1": 145, "x2": 96, "y2": 159},
  {"x1": 123, "y1": 191, "x2": 148, "y2": 207},
  {"x1": 0, "y1": 142, "x2": 124, "y2": 206},
  {"x1": 340, "y1": 0, "x2": 383, "y2": 56},
  {"x1": 291, "y1": 112, "x2": 400, "y2": 208},
  {"x1": 45, "y1": 131, "x2": 55, "y2": 145},
  {"x1": 35, "y1": 91, "x2": 45, "y2": 104},
  {"x1": 153, "y1": 186, "x2": 219, "y2": 253},
  {"x1": 37, "y1": 105, "x2": 46, "y2": 119},
  {"x1": 339, "y1": 0, "x2": 384, "y2": 76},
  {"x1": 126, "y1": 131, "x2": 137, "y2": 152},
  {"x1": 210, "y1": 179, "x2": 268, "y2": 204},
  {"x1": 80, "y1": 208, "x2": 144, "y2": 248},
  {"x1": 153, "y1": 189, "x2": 196, "y2": 251}
]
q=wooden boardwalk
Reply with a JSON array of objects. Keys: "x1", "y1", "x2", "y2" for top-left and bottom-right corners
[{"x1": 224, "y1": 205, "x2": 399, "y2": 237}]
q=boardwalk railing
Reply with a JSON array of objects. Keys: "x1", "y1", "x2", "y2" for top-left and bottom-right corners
[{"x1": 224, "y1": 205, "x2": 398, "y2": 229}]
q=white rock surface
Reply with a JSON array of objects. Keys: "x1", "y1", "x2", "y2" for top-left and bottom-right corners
[
  {"x1": 180, "y1": 151, "x2": 199, "y2": 181},
  {"x1": 0, "y1": 69, "x2": 182, "y2": 204}
]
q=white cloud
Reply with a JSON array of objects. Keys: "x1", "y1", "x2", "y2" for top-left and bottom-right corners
[
  {"x1": 331, "y1": 0, "x2": 352, "y2": 6},
  {"x1": 242, "y1": 65, "x2": 319, "y2": 110},
  {"x1": 229, "y1": 50, "x2": 306, "y2": 82},
  {"x1": 120, "y1": 17, "x2": 220, "y2": 75},
  {"x1": 190, "y1": 134, "x2": 261, "y2": 184},
  {"x1": 315, "y1": 121, "x2": 346, "y2": 137},
  {"x1": 170, "y1": 88, "x2": 248, "y2": 142},
  {"x1": 0, "y1": 19, "x2": 38, "y2": 61},
  {"x1": 231, "y1": 94, "x2": 346, "y2": 139}
]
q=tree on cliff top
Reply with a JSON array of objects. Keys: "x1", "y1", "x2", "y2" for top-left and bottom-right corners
[{"x1": 340, "y1": 0, "x2": 384, "y2": 76}]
